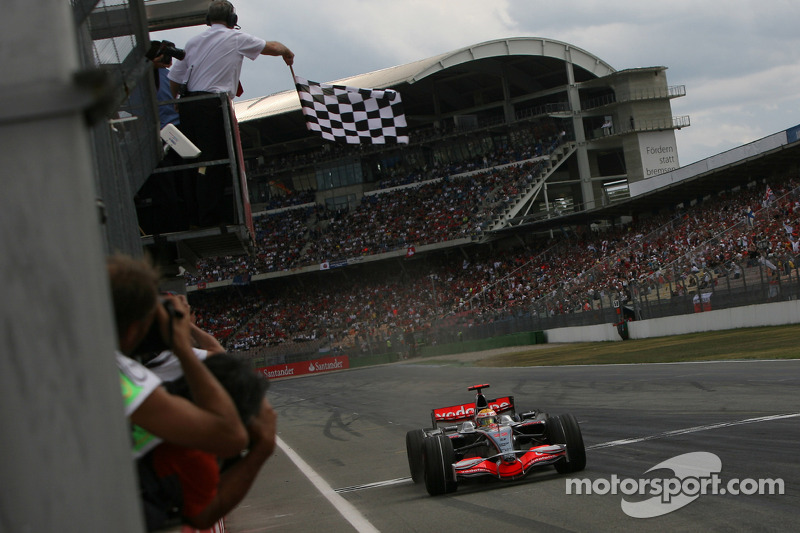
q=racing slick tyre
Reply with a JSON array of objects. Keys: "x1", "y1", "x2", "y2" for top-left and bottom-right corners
[
  {"x1": 423, "y1": 434, "x2": 457, "y2": 495},
  {"x1": 548, "y1": 413, "x2": 586, "y2": 474},
  {"x1": 406, "y1": 429, "x2": 426, "y2": 483}
]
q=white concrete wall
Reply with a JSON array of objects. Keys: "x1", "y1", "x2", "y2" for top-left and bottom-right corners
[
  {"x1": 545, "y1": 323, "x2": 622, "y2": 343},
  {"x1": 629, "y1": 299, "x2": 800, "y2": 339},
  {"x1": 543, "y1": 300, "x2": 800, "y2": 343}
]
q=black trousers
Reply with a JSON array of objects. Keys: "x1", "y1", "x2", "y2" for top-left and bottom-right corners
[
  {"x1": 178, "y1": 95, "x2": 230, "y2": 227},
  {"x1": 136, "y1": 148, "x2": 191, "y2": 234}
]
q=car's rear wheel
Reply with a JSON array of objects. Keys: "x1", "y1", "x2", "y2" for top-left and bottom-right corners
[
  {"x1": 548, "y1": 413, "x2": 586, "y2": 473},
  {"x1": 423, "y1": 434, "x2": 457, "y2": 495},
  {"x1": 405, "y1": 429, "x2": 426, "y2": 483}
]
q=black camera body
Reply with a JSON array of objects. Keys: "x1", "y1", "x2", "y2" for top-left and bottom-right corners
[
  {"x1": 132, "y1": 297, "x2": 183, "y2": 360},
  {"x1": 146, "y1": 40, "x2": 186, "y2": 63},
  {"x1": 159, "y1": 42, "x2": 186, "y2": 62}
]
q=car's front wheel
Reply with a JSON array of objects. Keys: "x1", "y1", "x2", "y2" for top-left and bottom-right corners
[
  {"x1": 423, "y1": 434, "x2": 457, "y2": 495},
  {"x1": 548, "y1": 413, "x2": 586, "y2": 473}
]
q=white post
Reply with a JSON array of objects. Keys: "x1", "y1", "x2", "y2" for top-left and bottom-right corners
[{"x1": 0, "y1": 1, "x2": 145, "y2": 531}]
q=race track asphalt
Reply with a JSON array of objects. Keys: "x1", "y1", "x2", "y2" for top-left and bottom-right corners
[{"x1": 225, "y1": 358, "x2": 800, "y2": 532}]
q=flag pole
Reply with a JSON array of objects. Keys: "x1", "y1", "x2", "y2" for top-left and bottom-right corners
[{"x1": 289, "y1": 64, "x2": 296, "y2": 84}]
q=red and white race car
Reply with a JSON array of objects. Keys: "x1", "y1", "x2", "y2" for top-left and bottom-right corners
[{"x1": 406, "y1": 384, "x2": 586, "y2": 495}]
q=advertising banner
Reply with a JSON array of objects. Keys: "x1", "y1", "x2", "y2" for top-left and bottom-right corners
[
  {"x1": 256, "y1": 355, "x2": 350, "y2": 380},
  {"x1": 786, "y1": 124, "x2": 800, "y2": 144},
  {"x1": 638, "y1": 130, "x2": 679, "y2": 178}
]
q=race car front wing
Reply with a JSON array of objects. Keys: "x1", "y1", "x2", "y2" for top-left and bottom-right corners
[{"x1": 452, "y1": 444, "x2": 566, "y2": 480}]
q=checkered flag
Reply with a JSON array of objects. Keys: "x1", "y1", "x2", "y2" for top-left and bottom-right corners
[{"x1": 294, "y1": 75, "x2": 409, "y2": 144}]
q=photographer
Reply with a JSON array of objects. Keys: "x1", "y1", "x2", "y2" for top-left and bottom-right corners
[
  {"x1": 146, "y1": 40, "x2": 184, "y2": 128},
  {"x1": 167, "y1": 0, "x2": 294, "y2": 226},
  {"x1": 108, "y1": 254, "x2": 247, "y2": 459},
  {"x1": 136, "y1": 293, "x2": 226, "y2": 382},
  {"x1": 136, "y1": 39, "x2": 192, "y2": 234},
  {"x1": 138, "y1": 354, "x2": 276, "y2": 531}
]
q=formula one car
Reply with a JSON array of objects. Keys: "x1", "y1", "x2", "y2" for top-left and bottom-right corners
[{"x1": 406, "y1": 384, "x2": 585, "y2": 495}]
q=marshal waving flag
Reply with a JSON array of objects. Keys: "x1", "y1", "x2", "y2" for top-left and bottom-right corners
[{"x1": 294, "y1": 75, "x2": 409, "y2": 144}]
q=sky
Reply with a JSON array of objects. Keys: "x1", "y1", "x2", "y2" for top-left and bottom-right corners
[{"x1": 155, "y1": 0, "x2": 800, "y2": 166}]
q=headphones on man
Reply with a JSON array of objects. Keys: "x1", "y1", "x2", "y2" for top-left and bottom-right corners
[{"x1": 205, "y1": 1, "x2": 238, "y2": 28}]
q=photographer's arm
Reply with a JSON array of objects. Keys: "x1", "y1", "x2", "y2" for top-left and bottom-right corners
[
  {"x1": 178, "y1": 294, "x2": 225, "y2": 354},
  {"x1": 190, "y1": 323, "x2": 226, "y2": 355},
  {"x1": 130, "y1": 296, "x2": 247, "y2": 457},
  {"x1": 185, "y1": 399, "x2": 277, "y2": 529}
]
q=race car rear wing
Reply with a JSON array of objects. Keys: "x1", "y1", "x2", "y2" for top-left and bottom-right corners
[{"x1": 431, "y1": 396, "x2": 515, "y2": 427}]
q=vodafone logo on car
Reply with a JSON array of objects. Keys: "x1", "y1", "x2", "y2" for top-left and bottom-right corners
[
  {"x1": 434, "y1": 398, "x2": 512, "y2": 420},
  {"x1": 489, "y1": 399, "x2": 511, "y2": 412}
]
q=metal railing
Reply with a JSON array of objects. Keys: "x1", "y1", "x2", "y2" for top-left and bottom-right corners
[{"x1": 582, "y1": 85, "x2": 686, "y2": 110}]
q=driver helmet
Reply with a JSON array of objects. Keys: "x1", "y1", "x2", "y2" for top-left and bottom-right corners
[{"x1": 476, "y1": 408, "x2": 497, "y2": 428}]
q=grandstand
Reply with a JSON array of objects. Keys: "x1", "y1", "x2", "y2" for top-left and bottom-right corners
[
  {"x1": 234, "y1": 38, "x2": 687, "y2": 223},
  {"x1": 188, "y1": 170, "x2": 800, "y2": 363},
  {"x1": 175, "y1": 38, "x2": 800, "y2": 366},
  {"x1": 186, "y1": 38, "x2": 690, "y2": 288}
]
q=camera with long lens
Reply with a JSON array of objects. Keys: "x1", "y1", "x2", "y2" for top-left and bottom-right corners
[
  {"x1": 146, "y1": 39, "x2": 186, "y2": 63},
  {"x1": 158, "y1": 40, "x2": 186, "y2": 61},
  {"x1": 132, "y1": 297, "x2": 183, "y2": 362}
]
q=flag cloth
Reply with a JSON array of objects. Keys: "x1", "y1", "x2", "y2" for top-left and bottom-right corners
[
  {"x1": 294, "y1": 75, "x2": 409, "y2": 144},
  {"x1": 765, "y1": 185, "x2": 775, "y2": 204}
]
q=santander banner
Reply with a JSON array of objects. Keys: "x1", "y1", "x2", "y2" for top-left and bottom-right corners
[{"x1": 256, "y1": 355, "x2": 350, "y2": 380}]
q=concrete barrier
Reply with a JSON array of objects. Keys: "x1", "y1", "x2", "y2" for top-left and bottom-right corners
[
  {"x1": 544, "y1": 323, "x2": 622, "y2": 343},
  {"x1": 629, "y1": 299, "x2": 800, "y2": 339},
  {"x1": 539, "y1": 301, "x2": 800, "y2": 343}
]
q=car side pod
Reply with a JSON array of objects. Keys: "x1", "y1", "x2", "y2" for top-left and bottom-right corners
[
  {"x1": 546, "y1": 413, "x2": 586, "y2": 473},
  {"x1": 423, "y1": 434, "x2": 457, "y2": 496}
]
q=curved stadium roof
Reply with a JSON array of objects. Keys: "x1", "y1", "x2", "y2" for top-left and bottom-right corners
[{"x1": 234, "y1": 37, "x2": 616, "y2": 124}]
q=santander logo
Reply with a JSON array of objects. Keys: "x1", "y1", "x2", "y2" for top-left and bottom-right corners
[
  {"x1": 257, "y1": 356, "x2": 349, "y2": 380},
  {"x1": 263, "y1": 366, "x2": 294, "y2": 379}
]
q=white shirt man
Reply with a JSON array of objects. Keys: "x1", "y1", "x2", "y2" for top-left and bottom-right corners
[{"x1": 168, "y1": 24, "x2": 266, "y2": 98}]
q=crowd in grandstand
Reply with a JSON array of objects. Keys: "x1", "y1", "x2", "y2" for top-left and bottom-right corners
[
  {"x1": 185, "y1": 132, "x2": 565, "y2": 285},
  {"x1": 188, "y1": 173, "x2": 800, "y2": 354}
]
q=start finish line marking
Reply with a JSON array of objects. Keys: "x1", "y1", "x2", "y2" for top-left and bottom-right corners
[
  {"x1": 277, "y1": 436, "x2": 379, "y2": 533},
  {"x1": 332, "y1": 412, "x2": 800, "y2": 494}
]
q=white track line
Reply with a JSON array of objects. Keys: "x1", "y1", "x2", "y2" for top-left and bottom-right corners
[
  {"x1": 587, "y1": 412, "x2": 800, "y2": 450},
  {"x1": 336, "y1": 477, "x2": 410, "y2": 494},
  {"x1": 276, "y1": 436, "x2": 379, "y2": 533},
  {"x1": 501, "y1": 358, "x2": 800, "y2": 369},
  {"x1": 333, "y1": 412, "x2": 800, "y2": 494}
]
